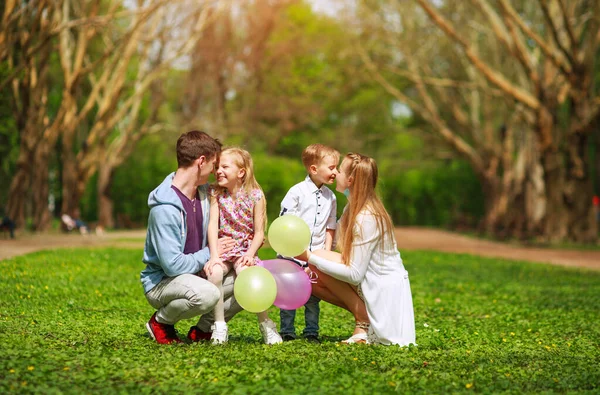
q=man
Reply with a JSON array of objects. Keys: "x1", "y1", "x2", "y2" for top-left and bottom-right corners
[{"x1": 141, "y1": 130, "x2": 242, "y2": 344}]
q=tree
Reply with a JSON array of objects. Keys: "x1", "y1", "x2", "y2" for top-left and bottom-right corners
[
  {"x1": 3, "y1": 0, "x2": 229, "y2": 229},
  {"x1": 2, "y1": 0, "x2": 57, "y2": 228},
  {"x1": 356, "y1": 0, "x2": 599, "y2": 242}
]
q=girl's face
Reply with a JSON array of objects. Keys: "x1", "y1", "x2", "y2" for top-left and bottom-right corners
[
  {"x1": 216, "y1": 154, "x2": 244, "y2": 191},
  {"x1": 310, "y1": 155, "x2": 339, "y2": 186},
  {"x1": 335, "y1": 158, "x2": 352, "y2": 194}
]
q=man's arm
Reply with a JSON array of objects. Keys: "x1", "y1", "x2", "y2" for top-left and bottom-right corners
[
  {"x1": 148, "y1": 206, "x2": 210, "y2": 276},
  {"x1": 205, "y1": 194, "x2": 229, "y2": 274}
]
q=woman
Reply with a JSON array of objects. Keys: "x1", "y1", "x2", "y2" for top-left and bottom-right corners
[{"x1": 299, "y1": 153, "x2": 416, "y2": 346}]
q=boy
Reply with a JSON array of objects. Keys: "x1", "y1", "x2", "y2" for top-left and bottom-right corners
[{"x1": 278, "y1": 144, "x2": 339, "y2": 343}]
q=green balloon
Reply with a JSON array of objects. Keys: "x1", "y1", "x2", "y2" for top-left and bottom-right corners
[
  {"x1": 268, "y1": 215, "x2": 311, "y2": 257},
  {"x1": 233, "y1": 266, "x2": 277, "y2": 313}
]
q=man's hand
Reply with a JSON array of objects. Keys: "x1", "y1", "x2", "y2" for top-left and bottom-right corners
[
  {"x1": 217, "y1": 237, "x2": 235, "y2": 256},
  {"x1": 204, "y1": 258, "x2": 227, "y2": 276}
]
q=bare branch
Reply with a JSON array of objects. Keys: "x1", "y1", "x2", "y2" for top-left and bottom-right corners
[
  {"x1": 499, "y1": 9, "x2": 538, "y2": 84},
  {"x1": 358, "y1": 42, "x2": 485, "y2": 171},
  {"x1": 537, "y1": 0, "x2": 576, "y2": 67},
  {"x1": 557, "y1": 0, "x2": 578, "y2": 51},
  {"x1": 498, "y1": 0, "x2": 572, "y2": 76},
  {"x1": 416, "y1": 0, "x2": 540, "y2": 110},
  {"x1": 468, "y1": 0, "x2": 513, "y2": 51},
  {"x1": 385, "y1": 65, "x2": 504, "y2": 97}
]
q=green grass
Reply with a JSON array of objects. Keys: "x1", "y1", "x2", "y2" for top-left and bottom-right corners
[{"x1": 0, "y1": 248, "x2": 599, "y2": 394}]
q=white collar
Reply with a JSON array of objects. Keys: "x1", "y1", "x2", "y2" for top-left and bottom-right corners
[{"x1": 304, "y1": 175, "x2": 324, "y2": 194}]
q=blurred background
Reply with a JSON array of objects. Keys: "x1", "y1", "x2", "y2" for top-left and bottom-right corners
[{"x1": 1, "y1": 0, "x2": 598, "y2": 243}]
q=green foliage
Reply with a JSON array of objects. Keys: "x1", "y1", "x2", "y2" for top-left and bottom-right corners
[
  {"x1": 0, "y1": 248, "x2": 598, "y2": 393},
  {"x1": 382, "y1": 160, "x2": 485, "y2": 228},
  {"x1": 94, "y1": 134, "x2": 176, "y2": 226},
  {"x1": 252, "y1": 154, "x2": 307, "y2": 222}
]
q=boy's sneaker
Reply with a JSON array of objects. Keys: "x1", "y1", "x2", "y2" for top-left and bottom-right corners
[
  {"x1": 187, "y1": 326, "x2": 212, "y2": 342},
  {"x1": 281, "y1": 333, "x2": 297, "y2": 342},
  {"x1": 304, "y1": 334, "x2": 320, "y2": 344},
  {"x1": 146, "y1": 312, "x2": 182, "y2": 344},
  {"x1": 259, "y1": 318, "x2": 283, "y2": 345},
  {"x1": 210, "y1": 321, "x2": 228, "y2": 345}
]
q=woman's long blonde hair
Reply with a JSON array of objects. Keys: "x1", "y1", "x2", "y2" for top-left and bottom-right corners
[
  {"x1": 213, "y1": 147, "x2": 267, "y2": 227},
  {"x1": 337, "y1": 153, "x2": 394, "y2": 265}
]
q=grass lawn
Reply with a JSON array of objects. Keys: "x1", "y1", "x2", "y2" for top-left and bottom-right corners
[{"x1": 0, "y1": 248, "x2": 598, "y2": 394}]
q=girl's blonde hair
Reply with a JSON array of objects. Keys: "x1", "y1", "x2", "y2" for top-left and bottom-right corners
[
  {"x1": 337, "y1": 153, "x2": 395, "y2": 265},
  {"x1": 214, "y1": 147, "x2": 267, "y2": 226}
]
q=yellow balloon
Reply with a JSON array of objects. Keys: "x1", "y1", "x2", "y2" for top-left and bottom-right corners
[
  {"x1": 233, "y1": 266, "x2": 277, "y2": 313},
  {"x1": 268, "y1": 215, "x2": 311, "y2": 257}
]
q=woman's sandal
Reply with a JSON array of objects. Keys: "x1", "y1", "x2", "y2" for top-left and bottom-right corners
[
  {"x1": 341, "y1": 321, "x2": 370, "y2": 344},
  {"x1": 341, "y1": 332, "x2": 369, "y2": 344}
]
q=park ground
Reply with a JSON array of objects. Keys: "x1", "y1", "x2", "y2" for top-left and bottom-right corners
[{"x1": 1, "y1": 227, "x2": 599, "y2": 270}]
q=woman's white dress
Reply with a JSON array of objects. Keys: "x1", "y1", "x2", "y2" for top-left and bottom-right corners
[{"x1": 308, "y1": 211, "x2": 416, "y2": 346}]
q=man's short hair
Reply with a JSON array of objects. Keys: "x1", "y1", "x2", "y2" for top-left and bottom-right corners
[
  {"x1": 301, "y1": 144, "x2": 340, "y2": 170},
  {"x1": 176, "y1": 130, "x2": 222, "y2": 168}
]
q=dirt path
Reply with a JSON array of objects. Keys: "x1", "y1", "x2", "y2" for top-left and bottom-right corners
[
  {"x1": 1, "y1": 228, "x2": 599, "y2": 270},
  {"x1": 0, "y1": 230, "x2": 147, "y2": 261},
  {"x1": 394, "y1": 227, "x2": 600, "y2": 271}
]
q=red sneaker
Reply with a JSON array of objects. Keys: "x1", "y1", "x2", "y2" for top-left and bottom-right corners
[
  {"x1": 187, "y1": 326, "x2": 212, "y2": 342},
  {"x1": 146, "y1": 313, "x2": 182, "y2": 344}
]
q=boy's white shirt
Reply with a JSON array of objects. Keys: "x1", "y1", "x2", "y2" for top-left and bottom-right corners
[{"x1": 280, "y1": 175, "x2": 337, "y2": 251}]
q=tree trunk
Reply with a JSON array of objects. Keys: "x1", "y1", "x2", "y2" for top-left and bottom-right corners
[
  {"x1": 478, "y1": 130, "x2": 547, "y2": 240},
  {"x1": 6, "y1": 120, "x2": 38, "y2": 227},
  {"x1": 30, "y1": 147, "x2": 52, "y2": 231},
  {"x1": 6, "y1": 165, "x2": 31, "y2": 228},
  {"x1": 539, "y1": 123, "x2": 597, "y2": 242},
  {"x1": 97, "y1": 164, "x2": 115, "y2": 229},
  {"x1": 60, "y1": 149, "x2": 79, "y2": 217}
]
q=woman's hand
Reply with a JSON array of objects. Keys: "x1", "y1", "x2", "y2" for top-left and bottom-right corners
[{"x1": 294, "y1": 250, "x2": 310, "y2": 263}]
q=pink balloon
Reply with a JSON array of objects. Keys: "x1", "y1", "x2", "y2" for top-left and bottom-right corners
[{"x1": 259, "y1": 259, "x2": 312, "y2": 310}]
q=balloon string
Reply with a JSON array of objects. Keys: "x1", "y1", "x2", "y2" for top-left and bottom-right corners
[{"x1": 307, "y1": 269, "x2": 318, "y2": 284}]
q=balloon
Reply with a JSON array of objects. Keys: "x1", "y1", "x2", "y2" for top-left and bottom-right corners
[
  {"x1": 260, "y1": 259, "x2": 312, "y2": 310},
  {"x1": 267, "y1": 215, "x2": 311, "y2": 257},
  {"x1": 233, "y1": 266, "x2": 277, "y2": 313}
]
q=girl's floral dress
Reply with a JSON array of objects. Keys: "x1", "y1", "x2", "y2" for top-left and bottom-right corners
[{"x1": 212, "y1": 186, "x2": 263, "y2": 266}]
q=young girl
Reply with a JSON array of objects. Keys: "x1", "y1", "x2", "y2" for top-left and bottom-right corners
[
  {"x1": 204, "y1": 147, "x2": 282, "y2": 345},
  {"x1": 298, "y1": 153, "x2": 416, "y2": 346}
]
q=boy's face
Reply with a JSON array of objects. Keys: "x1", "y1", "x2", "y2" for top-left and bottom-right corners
[{"x1": 309, "y1": 155, "x2": 339, "y2": 187}]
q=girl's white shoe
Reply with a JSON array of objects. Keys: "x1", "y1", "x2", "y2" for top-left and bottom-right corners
[
  {"x1": 211, "y1": 321, "x2": 228, "y2": 344},
  {"x1": 259, "y1": 318, "x2": 283, "y2": 345}
]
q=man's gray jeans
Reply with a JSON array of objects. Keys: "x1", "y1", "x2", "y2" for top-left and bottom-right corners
[{"x1": 145, "y1": 271, "x2": 242, "y2": 330}]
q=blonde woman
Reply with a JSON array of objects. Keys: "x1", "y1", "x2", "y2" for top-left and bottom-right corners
[{"x1": 298, "y1": 153, "x2": 416, "y2": 346}]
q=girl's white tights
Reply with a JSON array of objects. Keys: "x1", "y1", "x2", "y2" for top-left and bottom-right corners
[
  {"x1": 208, "y1": 263, "x2": 270, "y2": 324},
  {"x1": 207, "y1": 264, "x2": 226, "y2": 322}
]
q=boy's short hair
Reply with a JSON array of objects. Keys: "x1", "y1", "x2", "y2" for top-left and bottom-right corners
[
  {"x1": 176, "y1": 130, "x2": 222, "y2": 168},
  {"x1": 301, "y1": 144, "x2": 340, "y2": 170}
]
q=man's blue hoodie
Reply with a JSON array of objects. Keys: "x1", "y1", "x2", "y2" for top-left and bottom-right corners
[{"x1": 140, "y1": 173, "x2": 211, "y2": 293}]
